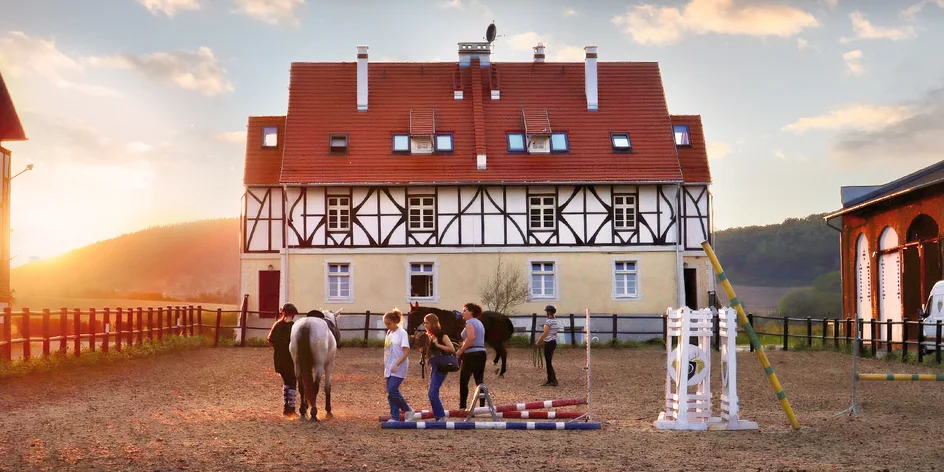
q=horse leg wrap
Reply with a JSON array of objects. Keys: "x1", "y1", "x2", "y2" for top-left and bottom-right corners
[{"x1": 287, "y1": 388, "x2": 297, "y2": 408}]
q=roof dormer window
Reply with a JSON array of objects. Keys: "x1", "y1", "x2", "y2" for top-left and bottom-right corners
[
  {"x1": 393, "y1": 134, "x2": 410, "y2": 152},
  {"x1": 611, "y1": 132, "x2": 632, "y2": 152},
  {"x1": 550, "y1": 132, "x2": 568, "y2": 153},
  {"x1": 673, "y1": 125, "x2": 691, "y2": 147},
  {"x1": 436, "y1": 134, "x2": 453, "y2": 152},
  {"x1": 393, "y1": 133, "x2": 453, "y2": 154},
  {"x1": 507, "y1": 133, "x2": 526, "y2": 152},
  {"x1": 262, "y1": 126, "x2": 278, "y2": 148},
  {"x1": 329, "y1": 133, "x2": 349, "y2": 154}
]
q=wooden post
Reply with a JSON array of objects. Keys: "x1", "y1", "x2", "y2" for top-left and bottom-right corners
[
  {"x1": 42, "y1": 309, "x2": 51, "y2": 357},
  {"x1": 214, "y1": 308, "x2": 222, "y2": 347},
  {"x1": 569, "y1": 313, "x2": 576, "y2": 347},
  {"x1": 834, "y1": 318, "x2": 841, "y2": 350},
  {"x1": 239, "y1": 296, "x2": 248, "y2": 347},
  {"x1": 189, "y1": 306, "x2": 195, "y2": 336},
  {"x1": 611, "y1": 314, "x2": 618, "y2": 341},
  {"x1": 782, "y1": 316, "x2": 789, "y2": 351},
  {"x1": 918, "y1": 319, "x2": 925, "y2": 364},
  {"x1": 2, "y1": 307, "x2": 10, "y2": 361},
  {"x1": 147, "y1": 308, "x2": 154, "y2": 340},
  {"x1": 127, "y1": 308, "x2": 134, "y2": 345},
  {"x1": 22, "y1": 308, "x2": 31, "y2": 360},
  {"x1": 156, "y1": 307, "x2": 163, "y2": 341},
  {"x1": 821, "y1": 318, "x2": 828, "y2": 347},
  {"x1": 363, "y1": 311, "x2": 371, "y2": 341},
  {"x1": 887, "y1": 319, "x2": 893, "y2": 354},
  {"x1": 870, "y1": 320, "x2": 877, "y2": 357},
  {"x1": 806, "y1": 317, "x2": 812, "y2": 347},
  {"x1": 197, "y1": 306, "x2": 203, "y2": 338},
  {"x1": 73, "y1": 308, "x2": 81, "y2": 356},
  {"x1": 748, "y1": 313, "x2": 755, "y2": 352},
  {"x1": 936, "y1": 320, "x2": 942, "y2": 365},
  {"x1": 529, "y1": 313, "x2": 537, "y2": 345},
  {"x1": 115, "y1": 308, "x2": 123, "y2": 352},
  {"x1": 102, "y1": 308, "x2": 110, "y2": 354},
  {"x1": 59, "y1": 308, "x2": 68, "y2": 354},
  {"x1": 137, "y1": 308, "x2": 144, "y2": 345}
]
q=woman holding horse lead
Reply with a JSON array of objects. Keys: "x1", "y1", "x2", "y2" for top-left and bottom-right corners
[
  {"x1": 455, "y1": 302, "x2": 488, "y2": 411},
  {"x1": 424, "y1": 313, "x2": 456, "y2": 421}
]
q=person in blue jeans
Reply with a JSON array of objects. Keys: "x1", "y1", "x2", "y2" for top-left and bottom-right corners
[
  {"x1": 383, "y1": 309, "x2": 414, "y2": 422},
  {"x1": 536, "y1": 305, "x2": 560, "y2": 387},
  {"x1": 423, "y1": 313, "x2": 455, "y2": 421}
]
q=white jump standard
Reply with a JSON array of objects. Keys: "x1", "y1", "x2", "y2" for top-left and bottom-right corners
[{"x1": 654, "y1": 307, "x2": 757, "y2": 431}]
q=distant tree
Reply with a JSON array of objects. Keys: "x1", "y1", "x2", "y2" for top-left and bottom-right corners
[
  {"x1": 812, "y1": 271, "x2": 841, "y2": 293},
  {"x1": 777, "y1": 271, "x2": 843, "y2": 318},
  {"x1": 480, "y1": 255, "x2": 530, "y2": 315}
]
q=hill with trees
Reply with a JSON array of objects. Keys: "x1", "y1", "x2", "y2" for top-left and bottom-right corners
[{"x1": 11, "y1": 218, "x2": 239, "y2": 303}]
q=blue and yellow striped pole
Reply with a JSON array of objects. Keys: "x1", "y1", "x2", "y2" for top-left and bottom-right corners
[
  {"x1": 857, "y1": 374, "x2": 944, "y2": 381},
  {"x1": 702, "y1": 240, "x2": 801, "y2": 430}
]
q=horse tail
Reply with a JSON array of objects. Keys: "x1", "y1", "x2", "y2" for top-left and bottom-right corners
[
  {"x1": 297, "y1": 323, "x2": 314, "y2": 383},
  {"x1": 503, "y1": 315, "x2": 515, "y2": 341}
]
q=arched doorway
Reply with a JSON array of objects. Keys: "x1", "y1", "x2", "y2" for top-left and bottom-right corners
[
  {"x1": 878, "y1": 227, "x2": 901, "y2": 342},
  {"x1": 855, "y1": 233, "x2": 872, "y2": 321},
  {"x1": 902, "y1": 214, "x2": 941, "y2": 340}
]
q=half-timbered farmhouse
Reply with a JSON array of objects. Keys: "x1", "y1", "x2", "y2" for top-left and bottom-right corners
[
  {"x1": 826, "y1": 160, "x2": 944, "y2": 342},
  {"x1": 239, "y1": 41, "x2": 715, "y2": 334}
]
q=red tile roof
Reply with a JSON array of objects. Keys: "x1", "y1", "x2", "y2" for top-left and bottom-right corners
[
  {"x1": 0, "y1": 71, "x2": 26, "y2": 141},
  {"x1": 243, "y1": 116, "x2": 285, "y2": 185},
  {"x1": 671, "y1": 115, "x2": 712, "y2": 184},
  {"x1": 246, "y1": 59, "x2": 711, "y2": 185}
]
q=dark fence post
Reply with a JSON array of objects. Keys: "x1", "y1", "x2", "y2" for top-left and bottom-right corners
[
  {"x1": 239, "y1": 302, "x2": 248, "y2": 348},
  {"x1": 886, "y1": 319, "x2": 893, "y2": 354},
  {"x1": 197, "y1": 306, "x2": 203, "y2": 338},
  {"x1": 747, "y1": 313, "x2": 754, "y2": 352},
  {"x1": 857, "y1": 318, "x2": 864, "y2": 356},
  {"x1": 147, "y1": 308, "x2": 154, "y2": 340},
  {"x1": 59, "y1": 308, "x2": 68, "y2": 354},
  {"x1": 870, "y1": 320, "x2": 877, "y2": 357},
  {"x1": 156, "y1": 307, "x2": 163, "y2": 341},
  {"x1": 102, "y1": 308, "x2": 110, "y2": 354},
  {"x1": 612, "y1": 314, "x2": 618, "y2": 341},
  {"x1": 713, "y1": 311, "x2": 721, "y2": 351},
  {"x1": 189, "y1": 306, "x2": 195, "y2": 337},
  {"x1": 530, "y1": 313, "x2": 537, "y2": 345},
  {"x1": 663, "y1": 313, "x2": 669, "y2": 346},
  {"x1": 834, "y1": 318, "x2": 840, "y2": 350},
  {"x1": 22, "y1": 308, "x2": 31, "y2": 360},
  {"x1": 903, "y1": 321, "x2": 909, "y2": 358},
  {"x1": 806, "y1": 317, "x2": 812, "y2": 348},
  {"x1": 782, "y1": 316, "x2": 789, "y2": 351},
  {"x1": 569, "y1": 313, "x2": 576, "y2": 347},
  {"x1": 918, "y1": 319, "x2": 925, "y2": 364},
  {"x1": 936, "y1": 320, "x2": 942, "y2": 364},
  {"x1": 73, "y1": 308, "x2": 81, "y2": 356},
  {"x1": 115, "y1": 308, "x2": 122, "y2": 352},
  {"x1": 214, "y1": 308, "x2": 222, "y2": 347},
  {"x1": 1, "y1": 307, "x2": 10, "y2": 361},
  {"x1": 42, "y1": 309, "x2": 51, "y2": 357},
  {"x1": 127, "y1": 308, "x2": 134, "y2": 346},
  {"x1": 363, "y1": 311, "x2": 371, "y2": 342},
  {"x1": 821, "y1": 318, "x2": 828, "y2": 347}
]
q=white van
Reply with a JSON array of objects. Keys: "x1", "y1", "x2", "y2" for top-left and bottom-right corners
[{"x1": 920, "y1": 280, "x2": 944, "y2": 353}]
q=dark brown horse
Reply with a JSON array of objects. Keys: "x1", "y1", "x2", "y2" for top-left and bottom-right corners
[{"x1": 406, "y1": 302, "x2": 515, "y2": 377}]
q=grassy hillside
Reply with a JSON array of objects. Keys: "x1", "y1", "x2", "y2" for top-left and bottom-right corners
[
  {"x1": 12, "y1": 218, "x2": 239, "y2": 304},
  {"x1": 714, "y1": 213, "x2": 840, "y2": 287}
]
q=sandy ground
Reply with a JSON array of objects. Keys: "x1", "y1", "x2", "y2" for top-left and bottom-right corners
[{"x1": 1, "y1": 345, "x2": 943, "y2": 471}]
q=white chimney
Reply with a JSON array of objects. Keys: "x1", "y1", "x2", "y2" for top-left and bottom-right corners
[
  {"x1": 357, "y1": 45, "x2": 368, "y2": 111},
  {"x1": 533, "y1": 42, "x2": 546, "y2": 63},
  {"x1": 584, "y1": 46, "x2": 598, "y2": 111}
]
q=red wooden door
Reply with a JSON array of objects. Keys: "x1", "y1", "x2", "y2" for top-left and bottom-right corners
[{"x1": 258, "y1": 270, "x2": 280, "y2": 318}]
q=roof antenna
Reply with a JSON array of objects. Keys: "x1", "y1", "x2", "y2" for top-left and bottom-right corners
[{"x1": 485, "y1": 21, "x2": 503, "y2": 53}]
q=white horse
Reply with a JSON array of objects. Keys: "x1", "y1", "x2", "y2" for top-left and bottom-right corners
[{"x1": 289, "y1": 309, "x2": 341, "y2": 421}]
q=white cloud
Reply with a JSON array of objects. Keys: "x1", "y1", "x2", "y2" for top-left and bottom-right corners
[
  {"x1": 127, "y1": 141, "x2": 154, "y2": 153},
  {"x1": 505, "y1": 32, "x2": 585, "y2": 62},
  {"x1": 773, "y1": 149, "x2": 786, "y2": 159},
  {"x1": 707, "y1": 142, "x2": 731, "y2": 160},
  {"x1": 0, "y1": 31, "x2": 121, "y2": 98},
  {"x1": 137, "y1": 0, "x2": 200, "y2": 16},
  {"x1": 214, "y1": 131, "x2": 247, "y2": 144},
  {"x1": 782, "y1": 104, "x2": 913, "y2": 134},
  {"x1": 797, "y1": 38, "x2": 809, "y2": 50},
  {"x1": 553, "y1": 46, "x2": 586, "y2": 62},
  {"x1": 233, "y1": 0, "x2": 305, "y2": 27},
  {"x1": 840, "y1": 11, "x2": 916, "y2": 42},
  {"x1": 611, "y1": 0, "x2": 820, "y2": 46},
  {"x1": 822, "y1": 0, "x2": 838, "y2": 9},
  {"x1": 438, "y1": 0, "x2": 493, "y2": 18},
  {"x1": 842, "y1": 49, "x2": 865, "y2": 77},
  {"x1": 87, "y1": 47, "x2": 234, "y2": 97},
  {"x1": 901, "y1": 0, "x2": 944, "y2": 21},
  {"x1": 507, "y1": 32, "x2": 549, "y2": 52},
  {"x1": 563, "y1": 7, "x2": 577, "y2": 17}
]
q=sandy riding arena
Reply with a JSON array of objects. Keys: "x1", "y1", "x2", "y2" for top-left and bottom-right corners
[{"x1": 2, "y1": 346, "x2": 943, "y2": 471}]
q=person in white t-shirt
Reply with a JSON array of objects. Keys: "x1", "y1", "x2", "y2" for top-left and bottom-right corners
[
  {"x1": 536, "y1": 305, "x2": 560, "y2": 387},
  {"x1": 383, "y1": 309, "x2": 414, "y2": 422}
]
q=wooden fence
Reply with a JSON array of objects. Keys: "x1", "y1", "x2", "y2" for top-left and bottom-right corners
[{"x1": 0, "y1": 306, "x2": 241, "y2": 362}]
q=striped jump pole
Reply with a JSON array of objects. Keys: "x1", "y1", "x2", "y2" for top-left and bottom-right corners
[
  {"x1": 379, "y1": 397, "x2": 587, "y2": 421},
  {"x1": 702, "y1": 240, "x2": 802, "y2": 430},
  {"x1": 857, "y1": 374, "x2": 944, "y2": 381},
  {"x1": 381, "y1": 421, "x2": 602, "y2": 430},
  {"x1": 380, "y1": 410, "x2": 584, "y2": 421}
]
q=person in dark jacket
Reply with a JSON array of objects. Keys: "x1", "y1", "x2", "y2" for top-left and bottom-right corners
[{"x1": 266, "y1": 302, "x2": 298, "y2": 417}]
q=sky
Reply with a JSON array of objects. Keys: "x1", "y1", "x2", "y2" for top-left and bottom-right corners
[{"x1": 1, "y1": 0, "x2": 943, "y2": 264}]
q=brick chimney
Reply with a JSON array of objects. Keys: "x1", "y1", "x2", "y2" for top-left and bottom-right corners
[{"x1": 533, "y1": 42, "x2": 545, "y2": 63}]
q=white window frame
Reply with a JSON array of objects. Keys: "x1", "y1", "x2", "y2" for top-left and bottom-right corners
[
  {"x1": 528, "y1": 259, "x2": 559, "y2": 301},
  {"x1": 673, "y1": 125, "x2": 691, "y2": 146},
  {"x1": 326, "y1": 196, "x2": 351, "y2": 231},
  {"x1": 406, "y1": 260, "x2": 439, "y2": 302},
  {"x1": 612, "y1": 194, "x2": 637, "y2": 230},
  {"x1": 528, "y1": 195, "x2": 557, "y2": 231},
  {"x1": 324, "y1": 260, "x2": 354, "y2": 302},
  {"x1": 612, "y1": 259, "x2": 641, "y2": 300},
  {"x1": 408, "y1": 195, "x2": 436, "y2": 231},
  {"x1": 262, "y1": 126, "x2": 278, "y2": 147}
]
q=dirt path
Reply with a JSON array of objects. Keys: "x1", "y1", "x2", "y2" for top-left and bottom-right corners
[{"x1": 1, "y1": 346, "x2": 942, "y2": 471}]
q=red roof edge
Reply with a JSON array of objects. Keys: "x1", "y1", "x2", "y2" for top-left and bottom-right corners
[
  {"x1": 0, "y1": 71, "x2": 26, "y2": 141},
  {"x1": 670, "y1": 114, "x2": 712, "y2": 184}
]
